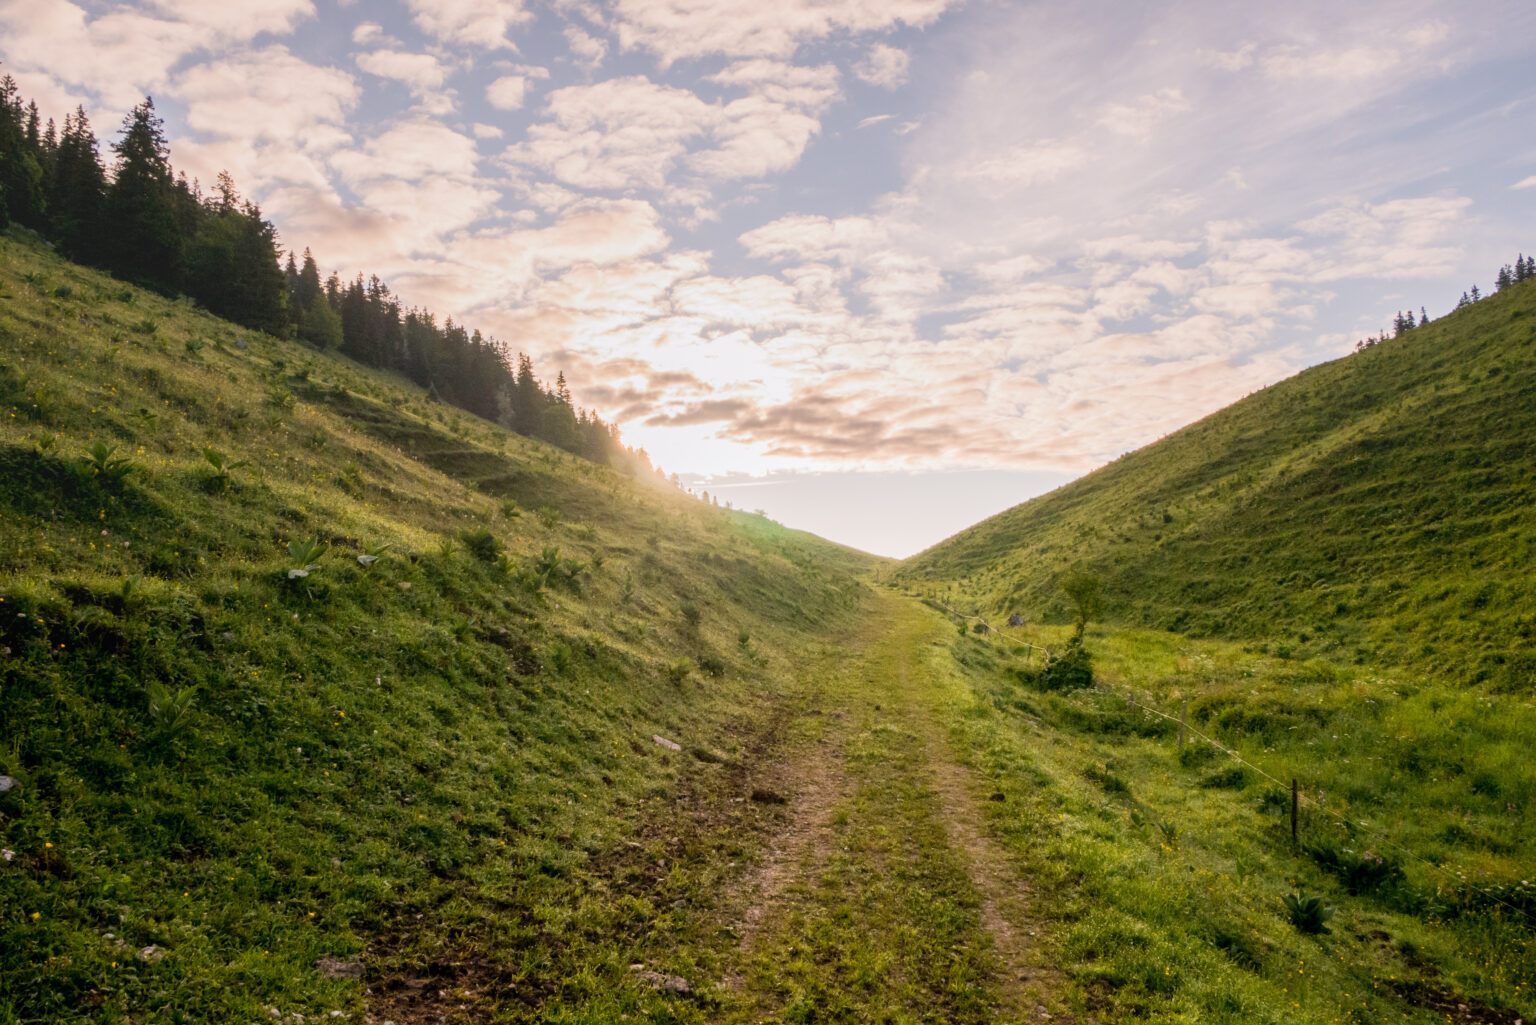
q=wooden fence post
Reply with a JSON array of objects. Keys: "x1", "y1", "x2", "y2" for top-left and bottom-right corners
[
  {"x1": 1291, "y1": 778, "x2": 1299, "y2": 846},
  {"x1": 1179, "y1": 699, "x2": 1188, "y2": 755}
]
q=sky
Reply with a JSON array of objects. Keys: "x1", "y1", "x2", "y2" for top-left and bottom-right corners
[{"x1": 3, "y1": 0, "x2": 1534, "y2": 557}]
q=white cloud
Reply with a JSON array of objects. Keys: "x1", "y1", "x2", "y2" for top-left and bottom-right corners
[
  {"x1": 610, "y1": 0, "x2": 955, "y2": 63},
  {"x1": 174, "y1": 47, "x2": 358, "y2": 144},
  {"x1": 507, "y1": 69, "x2": 837, "y2": 190},
  {"x1": 854, "y1": 44, "x2": 910, "y2": 89},
  {"x1": 1096, "y1": 87, "x2": 1189, "y2": 139},
  {"x1": 486, "y1": 74, "x2": 528, "y2": 110},
  {"x1": 1514, "y1": 175, "x2": 1536, "y2": 190},
  {"x1": 351, "y1": 21, "x2": 385, "y2": 45},
  {"x1": 961, "y1": 139, "x2": 1086, "y2": 188},
  {"x1": 142, "y1": 0, "x2": 314, "y2": 39},
  {"x1": 0, "y1": 0, "x2": 310, "y2": 108},
  {"x1": 507, "y1": 76, "x2": 715, "y2": 190},
  {"x1": 356, "y1": 49, "x2": 450, "y2": 94},
  {"x1": 403, "y1": 0, "x2": 530, "y2": 49},
  {"x1": 472, "y1": 122, "x2": 504, "y2": 139},
  {"x1": 564, "y1": 25, "x2": 608, "y2": 66}
]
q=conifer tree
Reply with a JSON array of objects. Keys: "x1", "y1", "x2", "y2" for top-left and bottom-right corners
[
  {"x1": 46, "y1": 106, "x2": 107, "y2": 262},
  {"x1": 0, "y1": 75, "x2": 46, "y2": 228},
  {"x1": 105, "y1": 97, "x2": 183, "y2": 292}
]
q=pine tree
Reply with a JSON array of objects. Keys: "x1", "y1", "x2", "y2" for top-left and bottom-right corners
[
  {"x1": 1419, "y1": 306, "x2": 1429, "y2": 326},
  {"x1": 46, "y1": 106, "x2": 107, "y2": 262},
  {"x1": 0, "y1": 75, "x2": 46, "y2": 228},
  {"x1": 1496, "y1": 265, "x2": 1514, "y2": 291},
  {"x1": 105, "y1": 97, "x2": 184, "y2": 292}
]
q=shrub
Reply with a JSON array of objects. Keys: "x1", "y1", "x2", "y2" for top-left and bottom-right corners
[
  {"x1": 665, "y1": 658, "x2": 695, "y2": 685},
  {"x1": 680, "y1": 601, "x2": 702, "y2": 628},
  {"x1": 286, "y1": 538, "x2": 325, "y2": 579},
  {"x1": 79, "y1": 441, "x2": 134, "y2": 484},
  {"x1": 697, "y1": 653, "x2": 727, "y2": 678},
  {"x1": 1038, "y1": 637, "x2": 1093, "y2": 691},
  {"x1": 461, "y1": 528, "x2": 502, "y2": 562},
  {"x1": 201, "y1": 447, "x2": 248, "y2": 492},
  {"x1": 1305, "y1": 840, "x2": 1406, "y2": 896},
  {"x1": 1281, "y1": 892, "x2": 1335, "y2": 934}
]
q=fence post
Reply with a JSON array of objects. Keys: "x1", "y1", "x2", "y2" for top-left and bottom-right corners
[
  {"x1": 1291, "y1": 778, "x2": 1299, "y2": 846},
  {"x1": 1179, "y1": 699, "x2": 1188, "y2": 755}
]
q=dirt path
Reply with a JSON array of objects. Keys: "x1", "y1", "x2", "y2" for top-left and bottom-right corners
[{"x1": 715, "y1": 593, "x2": 1073, "y2": 1024}]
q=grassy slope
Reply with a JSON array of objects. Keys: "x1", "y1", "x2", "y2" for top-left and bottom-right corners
[
  {"x1": 892, "y1": 277, "x2": 1536, "y2": 1019},
  {"x1": 0, "y1": 233, "x2": 880, "y2": 1023},
  {"x1": 899, "y1": 276, "x2": 1536, "y2": 683}
]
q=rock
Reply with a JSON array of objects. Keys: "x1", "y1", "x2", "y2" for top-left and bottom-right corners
[
  {"x1": 652, "y1": 735, "x2": 681, "y2": 751},
  {"x1": 314, "y1": 956, "x2": 364, "y2": 980},
  {"x1": 0, "y1": 776, "x2": 16, "y2": 792},
  {"x1": 139, "y1": 944, "x2": 165, "y2": 962},
  {"x1": 629, "y1": 965, "x2": 692, "y2": 994},
  {"x1": 749, "y1": 788, "x2": 786, "y2": 805},
  {"x1": 1008, "y1": 613, "x2": 1025, "y2": 627}
]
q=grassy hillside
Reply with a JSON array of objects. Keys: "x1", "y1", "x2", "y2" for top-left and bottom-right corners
[
  {"x1": 0, "y1": 232, "x2": 878, "y2": 1023},
  {"x1": 899, "y1": 277, "x2": 1536, "y2": 684}
]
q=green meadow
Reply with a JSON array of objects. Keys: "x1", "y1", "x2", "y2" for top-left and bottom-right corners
[{"x1": 2, "y1": 230, "x2": 1532, "y2": 1024}]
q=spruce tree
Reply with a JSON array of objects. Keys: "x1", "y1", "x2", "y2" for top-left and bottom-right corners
[
  {"x1": 0, "y1": 75, "x2": 46, "y2": 228},
  {"x1": 46, "y1": 107, "x2": 107, "y2": 262},
  {"x1": 105, "y1": 97, "x2": 184, "y2": 292}
]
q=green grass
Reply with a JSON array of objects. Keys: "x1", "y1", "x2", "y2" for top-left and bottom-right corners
[
  {"x1": 915, "y1": 608, "x2": 1535, "y2": 1022},
  {"x1": 0, "y1": 232, "x2": 878, "y2": 1023},
  {"x1": 4, "y1": 227, "x2": 1532, "y2": 1025}
]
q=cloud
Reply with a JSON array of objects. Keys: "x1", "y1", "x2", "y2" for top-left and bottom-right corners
[
  {"x1": 610, "y1": 0, "x2": 956, "y2": 63},
  {"x1": 486, "y1": 74, "x2": 528, "y2": 109},
  {"x1": 402, "y1": 0, "x2": 530, "y2": 49},
  {"x1": 0, "y1": 0, "x2": 311, "y2": 109},
  {"x1": 563, "y1": 25, "x2": 608, "y2": 67},
  {"x1": 854, "y1": 43, "x2": 910, "y2": 88},
  {"x1": 351, "y1": 21, "x2": 387, "y2": 45},
  {"x1": 507, "y1": 68, "x2": 838, "y2": 191},
  {"x1": 1096, "y1": 87, "x2": 1189, "y2": 139},
  {"x1": 1297, "y1": 194, "x2": 1471, "y2": 280},
  {"x1": 960, "y1": 139, "x2": 1086, "y2": 188},
  {"x1": 174, "y1": 47, "x2": 358, "y2": 144},
  {"x1": 507, "y1": 76, "x2": 715, "y2": 189},
  {"x1": 355, "y1": 49, "x2": 450, "y2": 94},
  {"x1": 857, "y1": 113, "x2": 894, "y2": 129},
  {"x1": 1514, "y1": 174, "x2": 1536, "y2": 190}
]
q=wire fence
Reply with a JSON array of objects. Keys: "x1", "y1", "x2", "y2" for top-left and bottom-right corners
[{"x1": 919, "y1": 592, "x2": 1536, "y2": 927}]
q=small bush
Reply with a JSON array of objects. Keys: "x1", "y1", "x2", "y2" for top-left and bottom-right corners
[
  {"x1": 1037, "y1": 637, "x2": 1093, "y2": 691},
  {"x1": 461, "y1": 528, "x2": 502, "y2": 562},
  {"x1": 1197, "y1": 764, "x2": 1252, "y2": 790},
  {"x1": 1083, "y1": 762, "x2": 1131, "y2": 796},
  {"x1": 1305, "y1": 840, "x2": 1406, "y2": 896},
  {"x1": 665, "y1": 658, "x2": 695, "y2": 685},
  {"x1": 1281, "y1": 892, "x2": 1335, "y2": 934},
  {"x1": 79, "y1": 440, "x2": 134, "y2": 485},
  {"x1": 680, "y1": 601, "x2": 701, "y2": 628},
  {"x1": 696, "y1": 653, "x2": 727, "y2": 678}
]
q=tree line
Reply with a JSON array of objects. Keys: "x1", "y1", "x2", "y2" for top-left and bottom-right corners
[
  {"x1": 0, "y1": 75, "x2": 652, "y2": 474},
  {"x1": 1353, "y1": 252, "x2": 1533, "y2": 352}
]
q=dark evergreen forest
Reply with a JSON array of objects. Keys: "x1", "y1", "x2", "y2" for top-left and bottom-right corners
[{"x1": 0, "y1": 76, "x2": 649, "y2": 473}]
